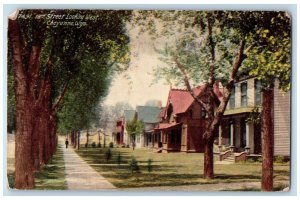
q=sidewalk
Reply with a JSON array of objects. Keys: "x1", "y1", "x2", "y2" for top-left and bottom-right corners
[{"x1": 61, "y1": 140, "x2": 116, "y2": 190}]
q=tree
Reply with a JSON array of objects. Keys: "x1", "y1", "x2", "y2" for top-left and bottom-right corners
[
  {"x1": 243, "y1": 13, "x2": 291, "y2": 191},
  {"x1": 97, "y1": 102, "x2": 133, "y2": 134},
  {"x1": 134, "y1": 11, "x2": 290, "y2": 179},
  {"x1": 8, "y1": 9, "x2": 131, "y2": 188},
  {"x1": 125, "y1": 118, "x2": 144, "y2": 145}
]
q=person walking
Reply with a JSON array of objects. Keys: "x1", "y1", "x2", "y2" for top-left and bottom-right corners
[
  {"x1": 132, "y1": 142, "x2": 136, "y2": 151},
  {"x1": 65, "y1": 138, "x2": 69, "y2": 149}
]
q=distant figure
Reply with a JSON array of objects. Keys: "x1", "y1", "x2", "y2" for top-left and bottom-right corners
[
  {"x1": 65, "y1": 138, "x2": 69, "y2": 149},
  {"x1": 132, "y1": 142, "x2": 136, "y2": 151}
]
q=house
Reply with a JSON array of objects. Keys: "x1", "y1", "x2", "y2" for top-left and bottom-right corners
[
  {"x1": 122, "y1": 110, "x2": 136, "y2": 146},
  {"x1": 154, "y1": 85, "x2": 208, "y2": 153},
  {"x1": 136, "y1": 106, "x2": 161, "y2": 148},
  {"x1": 217, "y1": 77, "x2": 290, "y2": 157},
  {"x1": 115, "y1": 119, "x2": 124, "y2": 145},
  {"x1": 116, "y1": 106, "x2": 161, "y2": 148}
]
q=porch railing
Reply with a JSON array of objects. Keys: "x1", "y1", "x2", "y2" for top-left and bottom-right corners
[
  {"x1": 219, "y1": 150, "x2": 232, "y2": 161},
  {"x1": 234, "y1": 152, "x2": 248, "y2": 162}
]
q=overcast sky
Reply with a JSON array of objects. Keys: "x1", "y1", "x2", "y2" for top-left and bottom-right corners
[{"x1": 103, "y1": 25, "x2": 171, "y2": 108}]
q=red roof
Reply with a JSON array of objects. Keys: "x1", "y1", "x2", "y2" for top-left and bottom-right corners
[
  {"x1": 164, "y1": 85, "x2": 206, "y2": 116},
  {"x1": 159, "y1": 107, "x2": 166, "y2": 118}
]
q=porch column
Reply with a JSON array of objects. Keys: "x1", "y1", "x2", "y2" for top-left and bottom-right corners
[
  {"x1": 230, "y1": 123, "x2": 235, "y2": 152},
  {"x1": 245, "y1": 121, "x2": 250, "y2": 154},
  {"x1": 218, "y1": 125, "x2": 222, "y2": 152}
]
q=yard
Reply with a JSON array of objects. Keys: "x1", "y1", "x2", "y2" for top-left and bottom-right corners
[
  {"x1": 75, "y1": 147, "x2": 290, "y2": 189},
  {"x1": 7, "y1": 142, "x2": 67, "y2": 190}
]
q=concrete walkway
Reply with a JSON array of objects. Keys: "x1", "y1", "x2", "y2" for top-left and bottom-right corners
[
  {"x1": 61, "y1": 140, "x2": 116, "y2": 190},
  {"x1": 119, "y1": 181, "x2": 289, "y2": 192}
]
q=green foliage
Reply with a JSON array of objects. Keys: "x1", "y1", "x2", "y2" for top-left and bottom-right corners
[
  {"x1": 129, "y1": 156, "x2": 140, "y2": 174},
  {"x1": 247, "y1": 106, "x2": 261, "y2": 124},
  {"x1": 147, "y1": 159, "x2": 153, "y2": 173},
  {"x1": 91, "y1": 142, "x2": 96, "y2": 148},
  {"x1": 109, "y1": 142, "x2": 114, "y2": 148},
  {"x1": 104, "y1": 148, "x2": 112, "y2": 162},
  {"x1": 274, "y1": 156, "x2": 289, "y2": 163},
  {"x1": 134, "y1": 11, "x2": 291, "y2": 90},
  {"x1": 243, "y1": 13, "x2": 291, "y2": 91},
  {"x1": 125, "y1": 119, "x2": 144, "y2": 136},
  {"x1": 8, "y1": 10, "x2": 132, "y2": 135}
]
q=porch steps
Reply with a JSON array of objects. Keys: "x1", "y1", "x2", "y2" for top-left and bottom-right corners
[{"x1": 222, "y1": 154, "x2": 235, "y2": 163}]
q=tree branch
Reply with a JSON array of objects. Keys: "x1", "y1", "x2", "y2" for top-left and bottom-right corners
[
  {"x1": 52, "y1": 75, "x2": 72, "y2": 114},
  {"x1": 37, "y1": 41, "x2": 56, "y2": 102},
  {"x1": 174, "y1": 57, "x2": 209, "y2": 111},
  {"x1": 207, "y1": 15, "x2": 216, "y2": 85},
  {"x1": 223, "y1": 38, "x2": 246, "y2": 103}
]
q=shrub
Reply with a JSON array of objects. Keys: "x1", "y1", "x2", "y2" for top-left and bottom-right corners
[
  {"x1": 275, "y1": 156, "x2": 285, "y2": 163},
  {"x1": 147, "y1": 159, "x2": 153, "y2": 173},
  {"x1": 85, "y1": 143, "x2": 88, "y2": 148},
  {"x1": 97, "y1": 142, "x2": 101, "y2": 148},
  {"x1": 91, "y1": 142, "x2": 96, "y2": 148},
  {"x1": 126, "y1": 144, "x2": 130, "y2": 148},
  {"x1": 104, "y1": 148, "x2": 112, "y2": 162},
  {"x1": 109, "y1": 142, "x2": 114, "y2": 148},
  {"x1": 129, "y1": 156, "x2": 140, "y2": 174}
]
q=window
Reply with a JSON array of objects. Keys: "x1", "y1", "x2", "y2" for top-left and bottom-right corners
[
  {"x1": 241, "y1": 82, "x2": 248, "y2": 107},
  {"x1": 229, "y1": 86, "x2": 235, "y2": 109},
  {"x1": 255, "y1": 79, "x2": 262, "y2": 105}
]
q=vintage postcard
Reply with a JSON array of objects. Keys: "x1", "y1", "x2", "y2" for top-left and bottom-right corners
[{"x1": 6, "y1": 8, "x2": 291, "y2": 192}]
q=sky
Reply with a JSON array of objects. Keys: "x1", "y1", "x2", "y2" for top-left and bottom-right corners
[{"x1": 103, "y1": 25, "x2": 171, "y2": 108}]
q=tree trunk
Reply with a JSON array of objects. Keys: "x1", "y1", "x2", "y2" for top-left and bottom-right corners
[
  {"x1": 86, "y1": 129, "x2": 89, "y2": 147},
  {"x1": 77, "y1": 131, "x2": 80, "y2": 149},
  {"x1": 261, "y1": 86, "x2": 274, "y2": 191},
  {"x1": 73, "y1": 130, "x2": 77, "y2": 148},
  {"x1": 9, "y1": 17, "x2": 36, "y2": 189},
  {"x1": 203, "y1": 132, "x2": 214, "y2": 179},
  {"x1": 14, "y1": 106, "x2": 35, "y2": 189}
]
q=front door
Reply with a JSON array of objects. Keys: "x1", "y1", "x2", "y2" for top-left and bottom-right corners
[
  {"x1": 254, "y1": 123, "x2": 262, "y2": 154},
  {"x1": 240, "y1": 119, "x2": 246, "y2": 148}
]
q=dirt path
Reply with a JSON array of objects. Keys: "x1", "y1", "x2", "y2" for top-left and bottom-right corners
[{"x1": 61, "y1": 139, "x2": 116, "y2": 190}]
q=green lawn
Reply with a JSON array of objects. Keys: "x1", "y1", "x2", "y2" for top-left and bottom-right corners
[
  {"x1": 7, "y1": 144, "x2": 67, "y2": 190},
  {"x1": 75, "y1": 147, "x2": 290, "y2": 189}
]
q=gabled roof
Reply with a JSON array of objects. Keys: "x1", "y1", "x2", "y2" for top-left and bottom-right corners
[
  {"x1": 136, "y1": 106, "x2": 161, "y2": 124},
  {"x1": 159, "y1": 107, "x2": 166, "y2": 118},
  {"x1": 124, "y1": 110, "x2": 136, "y2": 122},
  {"x1": 164, "y1": 85, "x2": 206, "y2": 116}
]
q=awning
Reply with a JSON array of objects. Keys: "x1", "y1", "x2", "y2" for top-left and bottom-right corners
[{"x1": 154, "y1": 122, "x2": 182, "y2": 131}]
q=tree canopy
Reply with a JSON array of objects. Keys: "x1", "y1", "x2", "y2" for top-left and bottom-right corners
[
  {"x1": 126, "y1": 118, "x2": 144, "y2": 136},
  {"x1": 8, "y1": 10, "x2": 132, "y2": 134}
]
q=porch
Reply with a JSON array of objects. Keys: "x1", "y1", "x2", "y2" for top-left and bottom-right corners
[
  {"x1": 217, "y1": 113, "x2": 262, "y2": 161},
  {"x1": 155, "y1": 123, "x2": 182, "y2": 153}
]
